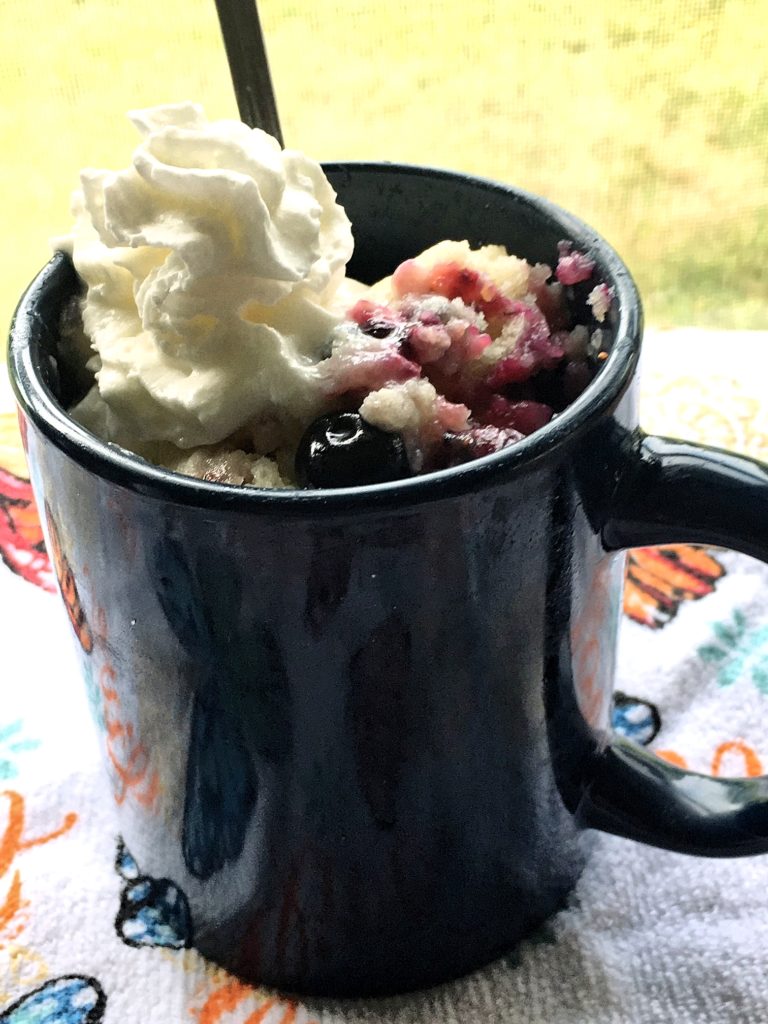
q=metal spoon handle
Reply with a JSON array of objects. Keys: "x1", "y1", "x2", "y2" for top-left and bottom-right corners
[{"x1": 214, "y1": 0, "x2": 283, "y2": 146}]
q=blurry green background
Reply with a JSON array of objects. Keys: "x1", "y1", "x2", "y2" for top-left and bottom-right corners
[{"x1": 2, "y1": 0, "x2": 766, "y2": 335}]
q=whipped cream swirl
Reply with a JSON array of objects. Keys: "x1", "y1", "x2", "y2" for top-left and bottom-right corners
[{"x1": 61, "y1": 103, "x2": 353, "y2": 448}]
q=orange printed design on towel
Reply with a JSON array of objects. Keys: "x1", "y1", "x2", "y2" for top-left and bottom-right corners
[
  {"x1": 623, "y1": 546, "x2": 725, "y2": 630},
  {"x1": 0, "y1": 789, "x2": 77, "y2": 945},
  {"x1": 711, "y1": 740, "x2": 762, "y2": 777},
  {"x1": 655, "y1": 749, "x2": 688, "y2": 769},
  {"x1": 195, "y1": 981, "x2": 253, "y2": 1023},
  {"x1": 93, "y1": 610, "x2": 159, "y2": 811},
  {"x1": 653, "y1": 740, "x2": 763, "y2": 777},
  {"x1": 194, "y1": 980, "x2": 313, "y2": 1024},
  {"x1": 45, "y1": 505, "x2": 93, "y2": 653}
]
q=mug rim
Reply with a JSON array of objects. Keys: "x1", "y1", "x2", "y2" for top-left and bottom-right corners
[{"x1": 8, "y1": 161, "x2": 642, "y2": 514}]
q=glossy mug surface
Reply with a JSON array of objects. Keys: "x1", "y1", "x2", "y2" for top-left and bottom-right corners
[{"x1": 11, "y1": 165, "x2": 768, "y2": 997}]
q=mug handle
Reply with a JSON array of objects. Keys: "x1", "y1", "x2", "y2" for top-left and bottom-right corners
[{"x1": 577, "y1": 432, "x2": 768, "y2": 856}]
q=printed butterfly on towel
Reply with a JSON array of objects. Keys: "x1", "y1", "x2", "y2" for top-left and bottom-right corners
[
  {"x1": 623, "y1": 545, "x2": 725, "y2": 629},
  {"x1": 114, "y1": 838, "x2": 193, "y2": 949},
  {"x1": 0, "y1": 975, "x2": 106, "y2": 1023}
]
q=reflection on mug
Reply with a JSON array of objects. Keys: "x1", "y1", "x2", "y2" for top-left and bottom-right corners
[{"x1": 44, "y1": 503, "x2": 93, "y2": 653}]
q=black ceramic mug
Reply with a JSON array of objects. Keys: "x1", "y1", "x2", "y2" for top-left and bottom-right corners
[{"x1": 10, "y1": 165, "x2": 768, "y2": 997}]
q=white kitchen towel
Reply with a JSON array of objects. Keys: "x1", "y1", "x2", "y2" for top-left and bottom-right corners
[{"x1": 1, "y1": 331, "x2": 768, "y2": 1024}]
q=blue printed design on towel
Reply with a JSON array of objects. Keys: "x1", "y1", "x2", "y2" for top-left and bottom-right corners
[
  {"x1": 0, "y1": 721, "x2": 40, "y2": 781},
  {"x1": 699, "y1": 610, "x2": 768, "y2": 693},
  {"x1": 115, "y1": 839, "x2": 139, "y2": 881},
  {"x1": 0, "y1": 976, "x2": 106, "y2": 1023},
  {"x1": 611, "y1": 692, "x2": 661, "y2": 746},
  {"x1": 114, "y1": 838, "x2": 193, "y2": 949}
]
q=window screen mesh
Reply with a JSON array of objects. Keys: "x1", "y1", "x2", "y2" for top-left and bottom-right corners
[{"x1": 2, "y1": 0, "x2": 766, "y2": 337}]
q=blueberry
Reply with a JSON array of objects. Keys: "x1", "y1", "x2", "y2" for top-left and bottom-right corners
[
  {"x1": 295, "y1": 413, "x2": 411, "y2": 489},
  {"x1": 359, "y1": 316, "x2": 408, "y2": 342}
]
